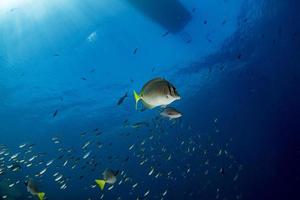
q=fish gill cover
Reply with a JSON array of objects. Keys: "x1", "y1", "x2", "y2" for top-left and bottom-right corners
[{"x1": 0, "y1": 0, "x2": 299, "y2": 200}]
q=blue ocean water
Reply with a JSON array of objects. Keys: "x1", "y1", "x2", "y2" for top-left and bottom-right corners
[{"x1": 0, "y1": 0, "x2": 299, "y2": 200}]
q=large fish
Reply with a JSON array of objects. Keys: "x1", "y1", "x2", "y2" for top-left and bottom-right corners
[
  {"x1": 95, "y1": 169, "x2": 119, "y2": 190},
  {"x1": 133, "y1": 78, "x2": 180, "y2": 109},
  {"x1": 25, "y1": 179, "x2": 45, "y2": 200}
]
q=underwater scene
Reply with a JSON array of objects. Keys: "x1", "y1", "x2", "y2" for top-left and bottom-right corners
[{"x1": 0, "y1": 0, "x2": 299, "y2": 200}]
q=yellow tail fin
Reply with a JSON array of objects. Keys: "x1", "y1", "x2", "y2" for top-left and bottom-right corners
[
  {"x1": 133, "y1": 90, "x2": 141, "y2": 110},
  {"x1": 37, "y1": 192, "x2": 45, "y2": 200},
  {"x1": 95, "y1": 179, "x2": 106, "y2": 190}
]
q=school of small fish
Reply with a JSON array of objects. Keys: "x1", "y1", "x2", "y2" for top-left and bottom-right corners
[{"x1": 0, "y1": 77, "x2": 243, "y2": 200}]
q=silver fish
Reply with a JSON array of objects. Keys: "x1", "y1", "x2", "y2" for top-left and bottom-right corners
[{"x1": 160, "y1": 107, "x2": 182, "y2": 119}]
